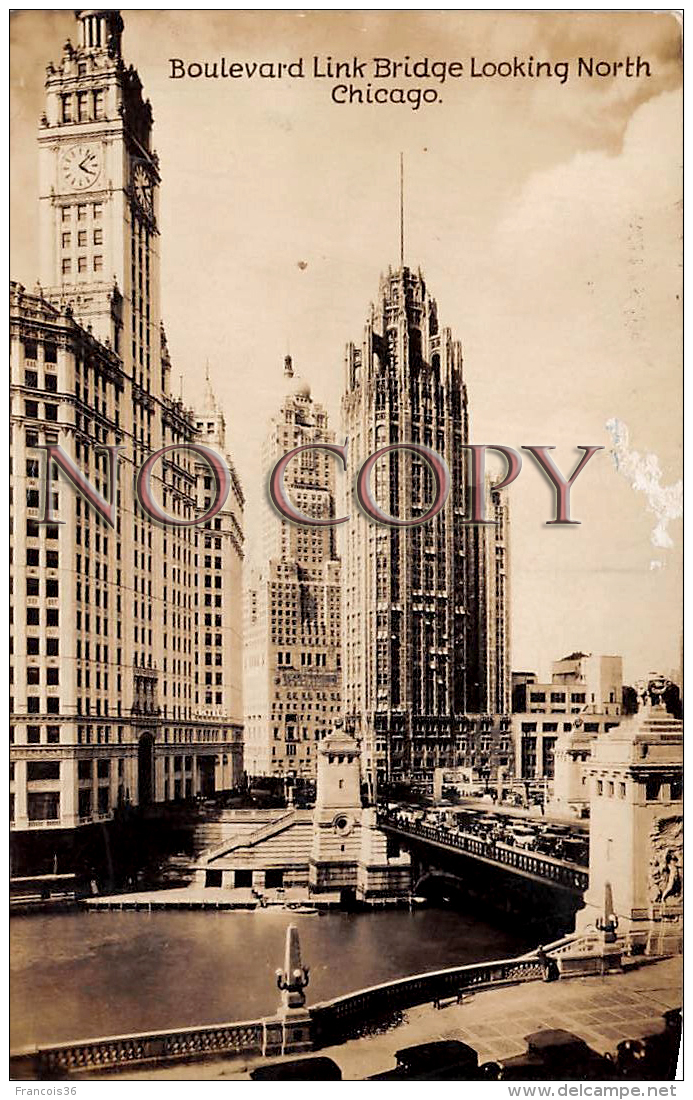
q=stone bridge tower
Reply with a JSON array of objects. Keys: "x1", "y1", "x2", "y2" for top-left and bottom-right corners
[
  {"x1": 309, "y1": 723, "x2": 411, "y2": 900},
  {"x1": 578, "y1": 680, "x2": 682, "y2": 954},
  {"x1": 309, "y1": 725, "x2": 363, "y2": 895}
]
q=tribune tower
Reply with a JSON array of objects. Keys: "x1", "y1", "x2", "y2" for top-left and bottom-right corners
[{"x1": 342, "y1": 266, "x2": 511, "y2": 797}]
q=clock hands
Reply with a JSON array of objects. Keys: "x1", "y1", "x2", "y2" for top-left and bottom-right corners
[{"x1": 78, "y1": 152, "x2": 98, "y2": 178}]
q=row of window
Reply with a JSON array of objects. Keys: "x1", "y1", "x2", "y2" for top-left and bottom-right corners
[
  {"x1": 23, "y1": 340, "x2": 57, "y2": 363},
  {"x1": 25, "y1": 400, "x2": 58, "y2": 421},
  {"x1": 62, "y1": 229, "x2": 102, "y2": 248},
  {"x1": 26, "y1": 607, "x2": 59, "y2": 626},
  {"x1": 24, "y1": 371, "x2": 57, "y2": 392},
  {"x1": 61, "y1": 89, "x2": 105, "y2": 123},
  {"x1": 61, "y1": 203, "x2": 102, "y2": 223},
  {"x1": 62, "y1": 256, "x2": 103, "y2": 274},
  {"x1": 20, "y1": 726, "x2": 60, "y2": 745},
  {"x1": 596, "y1": 777, "x2": 682, "y2": 801}
]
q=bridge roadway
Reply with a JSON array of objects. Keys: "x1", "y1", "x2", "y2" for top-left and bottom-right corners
[{"x1": 376, "y1": 812, "x2": 589, "y2": 894}]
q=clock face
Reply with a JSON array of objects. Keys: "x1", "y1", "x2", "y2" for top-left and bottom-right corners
[
  {"x1": 333, "y1": 813, "x2": 355, "y2": 836},
  {"x1": 133, "y1": 163, "x2": 153, "y2": 215},
  {"x1": 60, "y1": 144, "x2": 102, "y2": 191}
]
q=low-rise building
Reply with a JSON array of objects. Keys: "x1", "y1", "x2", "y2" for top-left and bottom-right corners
[{"x1": 512, "y1": 653, "x2": 623, "y2": 783}]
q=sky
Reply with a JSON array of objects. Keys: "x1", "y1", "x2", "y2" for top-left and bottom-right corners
[{"x1": 10, "y1": 9, "x2": 682, "y2": 685}]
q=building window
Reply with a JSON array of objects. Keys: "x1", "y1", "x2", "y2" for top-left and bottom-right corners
[
  {"x1": 27, "y1": 792, "x2": 60, "y2": 822},
  {"x1": 27, "y1": 761, "x2": 60, "y2": 781},
  {"x1": 62, "y1": 259, "x2": 72, "y2": 275},
  {"x1": 93, "y1": 255, "x2": 103, "y2": 272},
  {"x1": 61, "y1": 95, "x2": 72, "y2": 123},
  {"x1": 645, "y1": 778, "x2": 661, "y2": 801}
]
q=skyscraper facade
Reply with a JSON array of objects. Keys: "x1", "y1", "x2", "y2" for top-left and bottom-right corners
[
  {"x1": 342, "y1": 265, "x2": 511, "y2": 795},
  {"x1": 244, "y1": 360, "x2": 342, "y2": 781},
  {"x1": 10, "y1": 10, "x2": 244, "y2": 870}
]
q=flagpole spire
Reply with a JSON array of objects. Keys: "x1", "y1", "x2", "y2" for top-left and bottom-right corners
[{"x1": 399, "y1": 152, "x2": 405, "y2": 268}]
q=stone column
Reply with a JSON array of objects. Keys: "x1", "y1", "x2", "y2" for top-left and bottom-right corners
[
  {"x1": 14, "y1": 759, "x2": 28, "y2": 829},
  {"x1": 61, "y1": 757, "x2": 78, "y2": 827}
]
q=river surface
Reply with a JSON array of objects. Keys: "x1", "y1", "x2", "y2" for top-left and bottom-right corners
[{"x1": 11, "y1": 907, "x2": 535, "y2": 1049}]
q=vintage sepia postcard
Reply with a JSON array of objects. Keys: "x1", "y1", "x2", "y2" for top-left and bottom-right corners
[{"x1": 9, "y1": 7, "x2": 682, "y2": 1086}]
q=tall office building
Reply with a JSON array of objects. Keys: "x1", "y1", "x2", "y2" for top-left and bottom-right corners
[
  {"x1": 244, "y1": 359, "x2": 342, "y2": 781},
  {"x1": 10, "y1": 10, "x2": 244, "y2": 871},
  {"x1": 342, "y1": 265, "x2": 511, "y2": 795}
]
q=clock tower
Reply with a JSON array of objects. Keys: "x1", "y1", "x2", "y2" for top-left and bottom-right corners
[{"x1": 38, "y1": 9, "x2": 161, "y2": 387}]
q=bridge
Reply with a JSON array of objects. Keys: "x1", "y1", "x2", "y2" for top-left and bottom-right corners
[{"x1": 376, "y1": 812, "x2": 589, "y2": 895}]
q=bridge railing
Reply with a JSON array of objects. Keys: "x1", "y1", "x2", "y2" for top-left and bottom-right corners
[
  {"x1": 377, "y1": 813, "x2": 589, "y2": 891},
  {"x1": 311, "y1": 954, "x2": 546, "y2": 1047}
]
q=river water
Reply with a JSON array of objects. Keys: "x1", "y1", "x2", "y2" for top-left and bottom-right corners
[{"x1": 11, "y1": 907, "x2": 535, "y2": 1050}]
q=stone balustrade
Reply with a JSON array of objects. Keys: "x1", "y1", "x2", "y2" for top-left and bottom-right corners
[
  {"x1": 12, "y1": 1019, "x2": 266, "y2": 1078},
  {"x1": 11, "y1": 952, "x2": 549, "y2": 1078},
  {"x1": 310, "y1": 955, "x2": 546, "y2": 1047}
]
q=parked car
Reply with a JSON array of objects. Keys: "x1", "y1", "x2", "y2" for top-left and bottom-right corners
[
  {"x1": 369, "y1": 1040, "x2": 481, "y2": 1080},
  {"x1": 501, "y1": 1030, "x2": 617, "y2": 1080},
  {"x1": 250, "y1": 1056, "x2": 342, "y2": 1080},
  {"x1": 508, "y1": 826, "x2": 537, "y2": 850}
]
